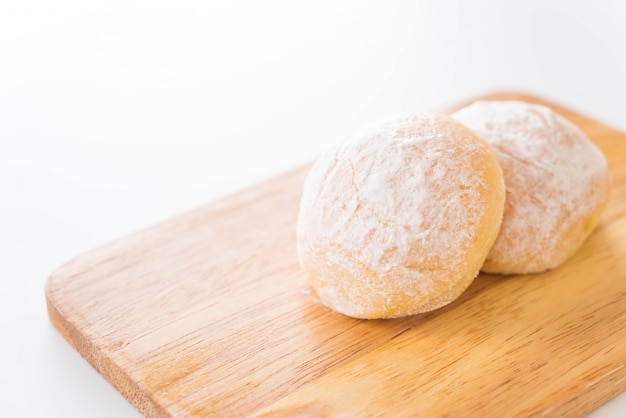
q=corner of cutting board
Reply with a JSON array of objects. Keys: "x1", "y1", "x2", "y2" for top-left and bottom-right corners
[{"x1": 45, "y1": 266, "x2": 169, "y2": 418}]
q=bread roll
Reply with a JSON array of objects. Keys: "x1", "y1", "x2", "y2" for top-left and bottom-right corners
[
  {"x1": 452, "y1": 100, "x2": 611, "y2": 274},
  {"x1": 296, "y1": 114, "x2": 505, "y2": 318}
]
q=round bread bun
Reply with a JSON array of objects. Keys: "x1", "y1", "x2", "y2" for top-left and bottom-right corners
[
  {"x1": 296, "y1": 114, "x2": 505, "y2": 319},
  {"x1": 452, "y1": 100, "x2": 611, "y2": 274}
]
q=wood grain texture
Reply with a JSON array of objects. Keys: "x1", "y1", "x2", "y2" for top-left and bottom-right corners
[{"x1": 46, "y1": 93, "x2": 626, "y2": 417}]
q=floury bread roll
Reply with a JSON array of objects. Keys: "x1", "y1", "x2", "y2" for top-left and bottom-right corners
[
  {"x1": 296, "y1": 114, "x2": 505, "y2": 319},
  {"x1": 452, "y1": 100, "x2": 611, "y2": 275}
]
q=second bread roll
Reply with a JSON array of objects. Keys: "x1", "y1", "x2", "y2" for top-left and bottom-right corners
[{"x1": 453, "y1": 100, "x2": 611, "y2": 274}]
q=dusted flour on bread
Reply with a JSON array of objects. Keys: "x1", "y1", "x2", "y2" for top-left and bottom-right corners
[
  {"x1": 296, "y1": 114, "x2": 505, "y2": 319},
  {"x1": 452, "y1": 100, "x2": 611, "y2": 274}
]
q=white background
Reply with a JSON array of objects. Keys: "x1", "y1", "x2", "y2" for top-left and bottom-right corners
[{"x1": 1, "y1": 1, "x2": 625, "y2": 416}]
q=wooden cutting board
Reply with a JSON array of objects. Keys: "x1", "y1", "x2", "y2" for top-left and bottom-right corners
[{"x1": 46, "y1": 93, "x2": 626, "y2": 417}]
